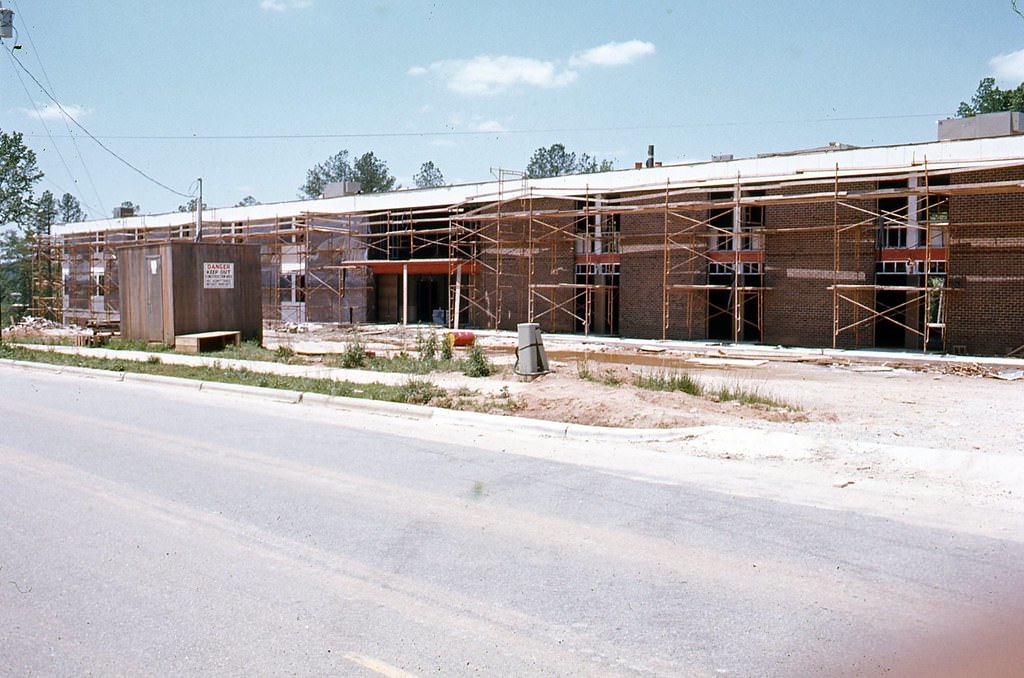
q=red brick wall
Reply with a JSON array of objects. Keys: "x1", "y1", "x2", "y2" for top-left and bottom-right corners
[
  {"x1": 619, "y1": 203, "x2": 706, "y2": 340},
  {"x1": 946, "y1": 167, "x2": 1024, "y2": 355},
  {"x1": 764, "y1": 182, "x2": 876, "y2": 348}
]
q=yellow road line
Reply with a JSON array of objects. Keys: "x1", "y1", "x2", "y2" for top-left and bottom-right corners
[{"x1": 343, "y1": 652, "x2": 419, "y2": 678}]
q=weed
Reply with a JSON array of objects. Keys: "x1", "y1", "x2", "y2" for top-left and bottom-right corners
[
  {"x1": 600, "y1": 372, "x2": 624, "y2": 387},
  {"x1": 709, "y1": 381, "x2": 796, "y2": 409},
  {"x1": 274, "y1": 345, "x2": 296, "y2": 361},
  {"x1": 339, "y1": 336, "x2": 366, "y2": 369},
  {"x1": 146, "y1": 355, "x2": 161, "y2": 365},
  {"x1": 368, "y1": 352, "x2": 430, "y2": 374},
  {"x1": 632, "y1": 369, "x2": 704, "y2": 396},
  {"x1": 576, "y1": 357, "x2": 623, "y2": 387},
  {"x1": 417, "y1": 331, "x2": 439, "y2": 361},
  {"x1": 576, "y1": 357, "x2": 593, "y2": 380},
  {"x1": 397, "y1": 378, "x2": 443, "y2": 405},
  {"x1": 462, "y1": 343, "x2": 492, "y2": 377},
  {"x1": 440, "y1": 335, "x2": 453, "y2": 361},
  {"x1": 471, "y1": 480, "x2": 484, "y2": 497}
]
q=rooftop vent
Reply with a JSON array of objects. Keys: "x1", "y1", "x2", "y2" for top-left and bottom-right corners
[
  {"x1": 938, "y1": 111, "x2": 1024, "y2": 141},
  {"x1": 322, "y1": 181, "x2": 362, "y2": 198},
  {"x1": 712, "y1": 154, "x2": 734, "y2": 162}
]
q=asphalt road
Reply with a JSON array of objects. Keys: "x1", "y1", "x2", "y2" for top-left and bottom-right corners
[{"x1": 2, "y1": 365, "x2": 1023, "y2": 676}]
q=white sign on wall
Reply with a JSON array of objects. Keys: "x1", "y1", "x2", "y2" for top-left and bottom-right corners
[{"x1": 203, "y1": 262, "x2": 234, "y2": 289}]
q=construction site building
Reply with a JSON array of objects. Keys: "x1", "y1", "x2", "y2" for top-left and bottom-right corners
[{"x1": 44, "y1": 115, "x2": 1024, "y2": 357}]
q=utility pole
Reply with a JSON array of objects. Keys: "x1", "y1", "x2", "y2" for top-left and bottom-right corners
[{"x1": 194, "y1": 177, "x2": 203, "y2": 242}]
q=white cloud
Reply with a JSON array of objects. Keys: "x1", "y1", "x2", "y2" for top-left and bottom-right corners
[
  {"x1": 22, "y1": 103, "x2": 89, "y2": 121},
  {"x1": 260, "y1": 0, "x2": 311, "y2": 12},
  {"x1": 473, "y1": 120, "x2": 508, "y2": 133},
  {"x1": 570, "y1": 40, "x2": 655, "y2": 68},
  {"x1": 411, "y1": 40, "x2": 654, "y2": 97},
  {"x1": 413, "y1": 55, "x2": 577, "y2": 96},
  {"x1": 989, "y1": 49, "x2": 1024, "y2": 82}
]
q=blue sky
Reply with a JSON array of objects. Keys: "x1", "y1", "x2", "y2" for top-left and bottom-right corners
[{"x1": 3, "y1": 0, "x2": 1024, "y2": 220}]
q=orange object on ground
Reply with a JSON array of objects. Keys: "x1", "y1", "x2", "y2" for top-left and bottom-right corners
[{"x1": 447, "y1": 331, "x2": 475, "y2": 347}]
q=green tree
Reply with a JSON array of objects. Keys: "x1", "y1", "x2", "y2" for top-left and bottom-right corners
[
  {"x1": 1, "y1": 129, "x2": 43, "y2": 227},
  {"x1": 300, "y1": 149, "x2": 398, "y2": 198},
  {"x1": 957, "y1": 77, "x2": 1024, "y2": 117},
  {"x1": 34, "y1": 190, "x2": 57, "y2": 236},
  {"x1": 525, "y1": 143, "x2": 614, "y2": 178},
  {"x1": 58, "y1": 192, "x2": 85, "y2": 223},
  {"x1": 351, "y1": 151, "x2": 397, "y2": 193},
  {"x1": 235, "y1": 195, "x2": 260, "y2": 207},
  {"x1": 413, "y1": 160, "x2": 445, "y2": 188},
  {"x1": 177, "y1": 197, "x2": 207, "y2": 213},
  {"x1": 1, "y1": 129, "x2": 44, "y2": 325}
]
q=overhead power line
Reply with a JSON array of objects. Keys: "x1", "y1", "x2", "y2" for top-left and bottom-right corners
[
  {"x1": 5, "y1": 46, "x2": 191, "y2": 198},
  {"x1": 17, "y1": 113, "x2": 946, "y2": 142},
  {"x1": 7, "y1": 0, "x2": 107, "y2": 215}
]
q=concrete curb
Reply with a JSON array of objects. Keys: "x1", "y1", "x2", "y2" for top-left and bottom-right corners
[
  {"x1": 197, "y1": 380, "x2": 302, "y2": 404},
  {"x1": 0, "y1": 357, "x2": 685, "y2": 443},
  {"x1": 123, "y1": 371, "x2": 204, "y2": 390},
  {"x1": 0, "y1": 357, "x2": 63, "y2": 374}
]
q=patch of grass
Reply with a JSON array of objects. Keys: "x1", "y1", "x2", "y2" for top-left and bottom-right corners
[
  {"x1": 0, "y1": 344, "x2": 444, "y2": 405},
  {"x1": 709, "y1": 381, "x2": 796, "y2": 410},
  {"x1": 328, "y1": 345, "x2": 473, "y2": 376},
  {"x1": 631, "y1": 367, "x2": 798, "y2": 410},
  {"x1": 207, "y1": 340, "x2": 294, "y2": 363},
  {"x1": 396, "y1": 378, "x2": 444, "y2": 405},
  {"x1": 106, "y1": 337, "x2": 172, "y2": 352},
  {"x1": 632, "y1": 369, "x2": 704, "y2": 396},
  {"x1": 576, "y1": 358, "x2": 623, "y2": 387},
  {"x1": 366, "y1": 352, "x2": 451, "y2": 375},
  {"x1": 1, "y1": 335, "x2": 75, "y2": 346}
]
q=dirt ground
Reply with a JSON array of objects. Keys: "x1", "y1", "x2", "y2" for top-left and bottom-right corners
[{"x1": 262, "y1": 322, "x2": 1024, "y2": 450}]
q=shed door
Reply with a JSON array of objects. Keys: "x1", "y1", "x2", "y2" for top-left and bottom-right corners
[{"x1": 142, "y1": 255, "x2": 164, "y2": 342}]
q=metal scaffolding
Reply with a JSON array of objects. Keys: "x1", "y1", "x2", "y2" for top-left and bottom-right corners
[{"x1": 36, "y1": 157, "x2": 1024, "y2": 355}]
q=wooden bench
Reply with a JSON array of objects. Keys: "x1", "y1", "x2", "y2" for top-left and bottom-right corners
[{"x1": 174, "y1": 330, "x2": 241, "y2": 354}]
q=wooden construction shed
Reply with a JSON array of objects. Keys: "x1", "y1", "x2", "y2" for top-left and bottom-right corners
[{"x1": 118, "y1": 242, "x2": 262, "y2": 346}]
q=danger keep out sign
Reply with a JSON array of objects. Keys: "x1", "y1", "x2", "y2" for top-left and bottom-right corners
[{"x1": 203, "y1": 262, "x2": 235, "y2": 289}]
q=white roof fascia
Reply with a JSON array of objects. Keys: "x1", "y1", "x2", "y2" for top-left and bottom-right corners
[{"x1": 53, "y1": 135, "x2": 1024, "y2": 237}]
